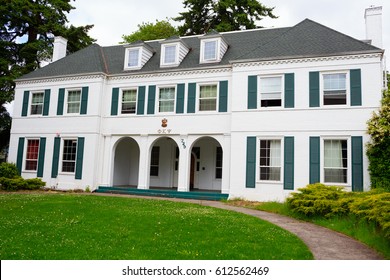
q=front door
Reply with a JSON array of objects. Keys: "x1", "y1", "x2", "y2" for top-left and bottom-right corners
[{"x1": 190, "y1": 153, "x2": 195, "y2": 190}]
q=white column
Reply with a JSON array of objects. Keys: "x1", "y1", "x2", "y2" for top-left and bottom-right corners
[
  {"x1": 99, "y1": 135, "x2": 111, "y2": 187},
  {"x1": 221, "y1": 134, "x2": 231, "y2": 194},
  {"x1": 177, "y1": 135, "x2": 190, "y2": 192},
  {"x1": 137, "y1": 135, "x2": 149, "y2": 189}
]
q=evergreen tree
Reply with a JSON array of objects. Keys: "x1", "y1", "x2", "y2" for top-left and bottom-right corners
[{"x1": 175, "y1": 0, "x2": 277, "y2": 35}]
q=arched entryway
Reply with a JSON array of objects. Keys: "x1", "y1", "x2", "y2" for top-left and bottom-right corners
[
  {"x1": 149, "y1": 137, "x2": 179, "y2": 189},
  {"x1": 189, "y1": 137, "x2": 223, "y2": 192},
  {"x1": 112, "y1": 137, "x2": 140, "y2": 187}
]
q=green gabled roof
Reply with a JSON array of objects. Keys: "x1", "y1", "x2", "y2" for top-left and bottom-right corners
[{"x1": 17, "y1": 19, "x2": 382, "y2": 81}]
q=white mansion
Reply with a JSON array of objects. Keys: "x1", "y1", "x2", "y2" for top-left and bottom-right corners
[{"x1": 8, "y1": 7, "x2": 386, "y2": 201}]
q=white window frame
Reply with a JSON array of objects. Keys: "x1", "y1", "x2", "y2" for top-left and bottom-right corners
[
  {"x1": 60, "y1": 138, "x2": 78, "y2": 174},
  {"x1": 24, "y1": 138, "x2": 40, "y2": 172},
  {"x1": 120, "y1": 88, "x2": 138, "y2": 115},
  {"x1": 124, "y1": 47, "x2": 142, "y2": 70},
  {"x1": 30, "y1": 91, "x2": 44, "y2": 115},
  {"x1": 65, "y1": 88, "x2": 82, "y2": 115},
  {"x1": 320, "y1": 71, "x2": 349, "y2": 107},
  {"x1": 200, "y1": 38, "x2": 220, "y2": 63},
  {"x1": 321, "y1": 137, "x2": 350, "y2": 186},
  {"x1": 197, "y1": 83, "x2": 219, "y2": 113},
  {"x1": 157, "y1": 85, "x2": 176, "y2": 114},
  {"x1": 161, "y1": 43, "x2": 179, "y2": 66},
  {"x1": 259, "y1": 75, "x2": 284, "y2": 108},
  {"x1": 256, "y1": 137, "x2": 283, "y2": 183}
]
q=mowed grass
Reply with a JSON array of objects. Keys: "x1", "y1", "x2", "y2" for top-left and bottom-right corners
[{"x1": 0, "y1": 193, "x2": 313, "y2": 260}]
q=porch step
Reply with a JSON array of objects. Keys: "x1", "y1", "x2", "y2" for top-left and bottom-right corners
[{"x1": 95, "y1": 186, "x2": 229, "y2": 201}]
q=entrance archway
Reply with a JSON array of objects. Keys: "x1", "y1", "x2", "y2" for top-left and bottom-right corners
[{"x1": 112, "y1": 137, "x2": 139, "y2": 187}]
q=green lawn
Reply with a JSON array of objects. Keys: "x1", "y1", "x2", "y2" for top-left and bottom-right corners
[{"x1": 0, "y1": 193, "x2": 313, "y2": 260}]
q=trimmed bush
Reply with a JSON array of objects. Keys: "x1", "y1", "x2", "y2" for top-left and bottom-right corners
[
  {"x1": 0, "y1": 162, "x2": 20, "y2": 179},
  {"x1": 0, "y1": 177, "x2": 27, "y2": 191},
  {"x1": 25, "y1": 178, "x2": 46, "y2": 190}
]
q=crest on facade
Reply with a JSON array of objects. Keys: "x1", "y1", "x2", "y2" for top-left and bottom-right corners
[{"x1": 161, "y1": 118, "x2": 168, "y2": 128}]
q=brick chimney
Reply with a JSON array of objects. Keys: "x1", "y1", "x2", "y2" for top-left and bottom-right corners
[
  {"x1": 365, "y1": 6, "x2": 383, "y2": 48},
  {"x1": 52, "y1": 36, "x2": 68, "y2": 62}
]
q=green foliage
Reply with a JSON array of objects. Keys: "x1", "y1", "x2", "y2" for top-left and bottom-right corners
[
  {"x1": 175, "y1": 0, "x2": 277, "y2": 35},
  {"x1": 122, "y1": 20, "x2": 178, "y2": 43},
  {"x1": 0, "y1": 169, "x2": 45, "y2": 190},
  {"x1": 366, "y1": 88, "x2": 390, "y2": 191},
  {"x1": 0, "y1": 162, "x2": 19, "y2": 179},
  {"x1": 287, "y1": 184, "x2": 390, "y2": 238}
]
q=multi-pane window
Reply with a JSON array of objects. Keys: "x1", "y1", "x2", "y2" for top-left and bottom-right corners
[
  {"x1": 128, "y1": 49, "x2": 140, "y2": 67},
  {"x1": 215, "y1": 147, "x2": 223, "y2": 179},
  {"x1": 25, "y1": 139, "x2": 40, "y2": 171},
  {"x1": 150, "y1": 146, "x2": 160, "y2": 176},
  {"x1": 323, "y1": 73, "x2": 347, "y2": 105},
  {"x1": 199, "y1": 84, "x2": 217, "y2": 111},
  {"x1": 324, "y1": 139, "x2": 348, "y2": 183},
  {"x1": 121, "y1": 89, "x2": 137, "y2": 114},
  {"x1": 259, "y1": 76, "x2": 282, "y2": 107},
  {"x1": 203, "y1": 40, "x2": 217, "y2": 61},
  {"x1": 31, "y1": 92, "x2": 44, "y2": 115},
  {"x1": 67, "y1": 90, "x2": 81, "y2": 114},
  {"x1": 62, "y1": 139, "x2": 77, "y2": 173},
  {"x1": 164, "y1": 45, "x2": 177, "y2": 64},
  {"x1": 259, "y1": 139, "x2": 281, "y2": 181},
  {"x1": 159, "y1": 87, "x2": 175, "y2": 113}
]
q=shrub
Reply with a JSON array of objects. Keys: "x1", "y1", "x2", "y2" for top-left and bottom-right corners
[
  {"x1": 0, "y1": 162, "x2": 20, "y2": 179},
  {"x1": 0, "y1": 177, "x2": 45, "y2": 191}
]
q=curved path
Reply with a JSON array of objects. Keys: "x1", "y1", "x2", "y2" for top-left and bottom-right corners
[{"x1": 93, "y1": 193, "x2": 384, "y2": 260}]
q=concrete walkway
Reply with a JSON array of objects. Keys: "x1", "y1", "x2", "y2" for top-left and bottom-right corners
[{"x1": 93, "y1": 193, "x2": 385, "y2": 260}]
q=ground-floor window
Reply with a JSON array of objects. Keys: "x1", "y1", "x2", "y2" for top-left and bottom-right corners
[
  {"x1": 150, "y1": 146, "x2": 160, "y2": 176},
  {"x1": 25, "y1": 139, "x2": 40, "y2": 171},
  {"x1": 324, "y1": 139, "x2": 348, "y2": 183},
  {"x1": 259, "y1": 139, "x2": 281, "y2": 181},
  {"x1": 62, "y1": 139, "x2": 77, "y2": 173}
]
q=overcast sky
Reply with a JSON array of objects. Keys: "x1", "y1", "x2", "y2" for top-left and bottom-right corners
[{"x1": 68, "y1": 0, "x2": 389, "y2": 54}]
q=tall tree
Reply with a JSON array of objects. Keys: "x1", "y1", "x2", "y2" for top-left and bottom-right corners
[
  {"x1": 122, "y1": 20, "x2": 178, "y2": 44},
  {"x1": 175, "y1": 0, "x2": 277, "y2": 35},
  {"x1": 0, "y1": 0, "x2": 96, "y2": 153}
]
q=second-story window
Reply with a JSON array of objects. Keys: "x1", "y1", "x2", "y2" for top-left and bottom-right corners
[
  {"x1": 323, "y1": 73, "x2": 347, "y2": 105},
  {"x1": 121, "y1": 89, "x2": 137, "y2": 114},
  {"x1": 159, "y1": 87, "x2": 175, "y2": 113},
  {"x1": 199, "y1": 84, "x2": 217, "y2": 111},
  {"x1": 67, "y1": 90, "x2": 81, "y2": 114},
  {"x1": 31, "y1": 92, "x2": 44, "y2": 115},
  {"x1": 259, "y1": 76, "x2": 282, "y2": 107}
]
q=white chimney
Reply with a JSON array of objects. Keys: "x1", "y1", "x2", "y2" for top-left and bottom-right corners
[
  {"x1": 365, "y1": 6, "x2": 383, "y2": 48},
  {"x1": 52, "y1": 36, "x2": 68, "y2": 62}
]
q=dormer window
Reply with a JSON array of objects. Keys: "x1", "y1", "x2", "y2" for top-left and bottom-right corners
[
  {"x1": 124, "y1": 42, "x2": 153, "y2": 70},
  {"x1": 160, "y1": 37, "x2": 189, "y2": 68},
  {"x1": 200, "y1": 33, "x2": 228, "y2": 64}
]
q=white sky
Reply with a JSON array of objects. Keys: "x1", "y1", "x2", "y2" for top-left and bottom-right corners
[{"x1": 68, "y1": 0, "x2": 389, "y2": 52}]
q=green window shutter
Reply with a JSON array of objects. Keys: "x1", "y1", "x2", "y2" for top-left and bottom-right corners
[
  {"x1": 219, "y1": 80, "x2": 228, "y2": 112},
  {"x1": 22, "y1": 91, "x2": 29, "y2": 117},
  {"x1": 57, "y1": 88, "x2": 65, "y2": 115},
  {"x1": 247, "y1": 76, "x2": 257, "y2": 109},
  {"x1": 137, "y1": 86, "x2": 146, "y2": 115},
  {"x1": 43, "y1": 89, "x2": 51, "y2": 116},
  {"x1": 351, "y1": 136, "x2": 363, "y2": 192},
  {"x1": 284, "y1": 136, "x2": 294, "y2": 190},
  {"x1": 350, "y1": 69, "x2": 362, "y2": 106},
  {"x1": 37, "y1": 137, "x2": 46, "y2": 178},
  {"x1": 309, "y1": 137, "x2": 320, "y2": 184},
  {"x1": 284, "y1": 73, "x2": 295, "y2": 108},
  {"x1": 80, "y1": 86, "x2": 89, "y2": 115},
  {"x1": 187, "y1": 83, "x2": 196, "y2": 113},
  {"x1": 246, "y1": 136, "x2": 256, "y2": 188},
  {"x1": 75, "y1": 137, "x2": 85, "y2": 180},
  {"x1": 147, "y1": 85, "x2": 156, "y2": 115},
  {"x1": 309, "y1": 72, "x2": 320, "y2": 107},
  {"x1": 176, "y1": 83, "x2": 185, "y2": 114},
  {"x1": 16, "y1": 137, "x2": 25, "y2": 175},
  {"x1": 111, "y1": 88, "x2": 119, "y2": 116},
  {"x1": 51, "y1": 137, "x2": 61, "y2": 178}
]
